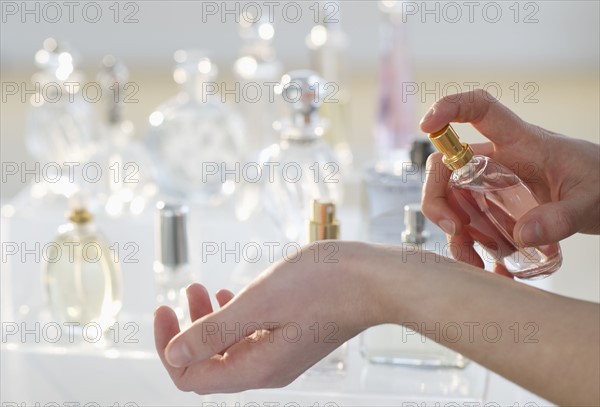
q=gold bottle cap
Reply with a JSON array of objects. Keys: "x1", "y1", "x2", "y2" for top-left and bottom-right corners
[
  {"x1": 428, "y1": 124, "x2": 474, "y2": 170},
  {"x1": 68, "y1": 208, "x2": 93, "y2": 225},
  {"x1": 308, "y1": 200, "x2": 340, "y2": 243}
]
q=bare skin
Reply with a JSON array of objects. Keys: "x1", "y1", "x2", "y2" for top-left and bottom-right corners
[{"x1": 154, "y1": 90, "x2": 600, "y2": 406}]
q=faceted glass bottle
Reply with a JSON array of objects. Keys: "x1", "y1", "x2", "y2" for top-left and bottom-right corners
[
  {"x1": 429, "y1": 125, "x2": 562, "y2": 279},
  {"x1": 261, "y1": 71, "x2": 343, "y2": 242},
  {"x1": 43, "y1": 208, "x2": 122, "y2": 331},
  {"x1": 361, "y1": 204, "x2": 467, "y2": 368}
]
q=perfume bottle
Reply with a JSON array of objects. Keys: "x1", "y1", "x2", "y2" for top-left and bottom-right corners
[
  {"x1": 360, "y1": 204, "x2": 467, "y2": 367},
  {"x1": 154, "y1": 202, "x2": 195, "y2": 324},
  {"x1": 306, "y1": 0, "x2": 353, "y2": 169},
  {"x1": 25, "y1": 38, "x2": 99, "y2": 165},
  {"x1": 24, "y1": 38, "x2": 100, "y2": 202},
  {"x1": 233, "y1": 12, "x2": 282, "y2": 222},
  {"x1": 146, "y1": 51, "x2": 245, "y2": 205},
  {"x1": 261, "y1": 70, "x2": 343, "y2": 242},
  {"x1": 374, "y1": 1, "x2": 417, "y2": 158},
  {"x1": 306, "y1": 200, "x2": 347, "y2": 374},
  {"x1": 43, "y1": 208, "x2": 122, "y2": 331},
  {"x1": 233, "y1": 11, "x2": 282, "y2": 154},
  {"x1": 365, "y1": 139, "x2": 434, "y2": 243},
  {"x1": 429, "y1": 125, "x2": 562, "y2": 279},
  {"x1": 86, "y1": 55, "x2": 157, "y2": 217}
]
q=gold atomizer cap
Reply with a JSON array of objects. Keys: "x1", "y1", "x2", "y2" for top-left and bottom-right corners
[
  {"x1": 428, "y1": 124, "x2": 474, "y2": 170},
  {"x1": 308, "y1": 200, "x2": 340, "y2": 243},
  {"x1": 68, "y1": 208, "x2": 93, "y2": 225}
]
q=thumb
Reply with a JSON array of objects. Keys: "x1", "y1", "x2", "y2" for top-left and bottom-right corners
[{"x1": 515, "y1": 200, "x2": 581, "y2": 246}]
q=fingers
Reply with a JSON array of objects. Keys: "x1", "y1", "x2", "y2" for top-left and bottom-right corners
[
  {"x1": 154, "y1": 306, "x2": 185, "y2": 382},
  {"x1": 422, "y1": 152, "x2": 462, "y2": 235},
  {"x1": 448, "y1": 232, "x2": 485, "y2": 269},
  {"x1": 186, "y1": 284, "x2": 214, "y2": 322},
  {"x1": 165, "y1": 291, "x2": 263, "y2": 368},
  {"x1": 216, "y1": 289, "x2": 235, "y2": 307},
  {"x1": 420, "y1": 89, "x2": 528, "y2": 146},
  {"x1": 515, "y1": 199, "x2": 584, "y2": 246}
]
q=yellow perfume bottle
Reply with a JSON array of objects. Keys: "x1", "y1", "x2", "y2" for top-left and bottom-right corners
[{"x1": 43, "y1": 208, "x2": 122, "y2": 331}]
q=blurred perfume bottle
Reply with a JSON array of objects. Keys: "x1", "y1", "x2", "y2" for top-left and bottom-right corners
[
  {"x1": 306, "y1": 0, "x2": 353, "y2": 170},
  {"x1": 233, "y1": 10, "x2": 282, "y2": 154},
  {"x1": 154, "y1": 202, "x2": 195, "y2": 325},
  {"x1": 146, "y1": 51, "x2": 245, "y2": 205},
  {"x1": 360, "y1": 204, "x2": 468, "y2": 368},
  {"x1": 429, "y1": 125, "x2": 562, "y2": 279},
  {"x1": 365, "y1": 139, "x2": 433, "y2": 243},
  {"x1": 85, "y1": 56, "x2": 157, "y2": 217},
  {"x1": 43, "y1": 207, "x2": 122, "y2": 332},
  {"x1": 374, "y1": 1, "x2": 417, "y2": 159},
  {"x1": 306, "y1": 200, "x2": 347, "y2": 374},
  {"x1": 261, "y1": 70, "x2": 343, "y2": 242},
  {"x1": 233, "y1": 11, "x2": 282, "y2": 222},
  {"x1": 24, "y1": 38, "x2": 100, "y2": 201}
]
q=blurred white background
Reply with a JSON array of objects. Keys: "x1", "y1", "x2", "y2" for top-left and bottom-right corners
[{"x1": 1, "y1": 2, "x2": 599, "y2": 301}]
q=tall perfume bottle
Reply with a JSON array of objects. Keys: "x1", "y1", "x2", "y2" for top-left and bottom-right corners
[
  {"x1": 305, "y1": 0, "x2": 353, "y2": 169},
  {"x1": 365, "y1": 139, "x2": 434, "y2": 243},
  {"x1": 374, "y1": 1, "x2": 417, "y2": 159},
  {"x1": 24, "y1": 38, "x2": 99, "y2": 201},
  {"x1": 360, "y1": 204, "x2": 467, "y2": 367},
  {"x1": 234, "y1": 11, "x2": 282, "y2": 154},
  {"x1": 43, "y1": 208, "x2": 122, "y2": 331},
  {"x1": 146, "y1": 51, "x2": 245, "y2": 205},
  {"x1": 86, "y1": 55, "x2": 157, "y2": 217},
  {"x1": 233, "y1": 12, "x2": 282, "y2": 222},
  {"x1": 307, "y1": 200, "x2": 347, "y2": 374},
  {"x1": 154, "y1": 202, "x2": 195, "y2": 324},
  {"x1": 428, "y1": 125, "x2": 562, "y2": 279},
  {"x1": 261, "y1": 71, "x2": 343, "y2": 242}
]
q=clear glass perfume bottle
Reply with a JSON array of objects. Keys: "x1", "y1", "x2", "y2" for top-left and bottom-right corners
[
  {"x1": 306, "y1": 0, "x2": 353, "y2": 170},
  {"x1": 306, "y1": 200, "x2": 347, "y2": 374},
  {"x1": 146, "y1": 51, "x2": 245, "y2": 205},
  {"x1": 86, "y1": 55, "x2": 157, "y2": 217},
  {"x1": 233, "y1": 11, "x2": 282, "y2": 154},
  {"x1": 25, "y1": 38, "x2": 99, "y2": 165},
  {"x1": 24, "y1": 38, "x2": 99, "y2": 203},
  {"x1": 361, "y1": 204, "x2": 467, "y2": 367},
  {"x1": 43, "y1": 208, "x2": 122, "y2": 332},
  {"x1": 261, "y1": 70, "x2": 343, "y2": 242},
  {"x1": 154, "y1": 202, "x2": 195, "y2": 324},
  {"x1": 429, "y1": 125, "x2": 563, "y2": 279},
  {"x1": 365, "y1": 140, "x2": 434, "y2": 243},
  {"x1": 233, "y1": 12, "x2": 283, "y2": 222}
]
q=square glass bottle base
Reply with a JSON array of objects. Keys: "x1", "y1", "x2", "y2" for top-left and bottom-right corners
[{"x1": 360, "y1": 325, "x2": 468, "y2": 368}]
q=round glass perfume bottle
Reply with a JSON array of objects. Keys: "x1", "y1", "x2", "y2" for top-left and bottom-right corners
[
  {"x1": 261, "y1": 70, "x2": 343, "y2": 242},
  {"x1": 43, "y1": 208, "x2": 122, "y2": 331},
  {"x1": 429, "y1": 125, "x2": 562, "y2": 279},
  {"x1": 146, "y1": 50, "x2": 245, "y2": 205}
]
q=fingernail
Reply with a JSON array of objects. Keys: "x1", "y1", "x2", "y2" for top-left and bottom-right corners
[
  {"x1": 518, "y1": 220, "x2": 542, "y2": 246},
  {"x1": 167, "y1": 341, "x2": 192, "y2": 367},
  {"x1": 420, "y1": 108, "x2": 435, "y2": 125},
  {"x1": 439, "y1": 219, "x2": 456, "y2": 236}
]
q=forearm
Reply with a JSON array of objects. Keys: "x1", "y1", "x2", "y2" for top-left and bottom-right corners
[{"x1": 351, "y1": 243, "x2": 600, "y2": 406}]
